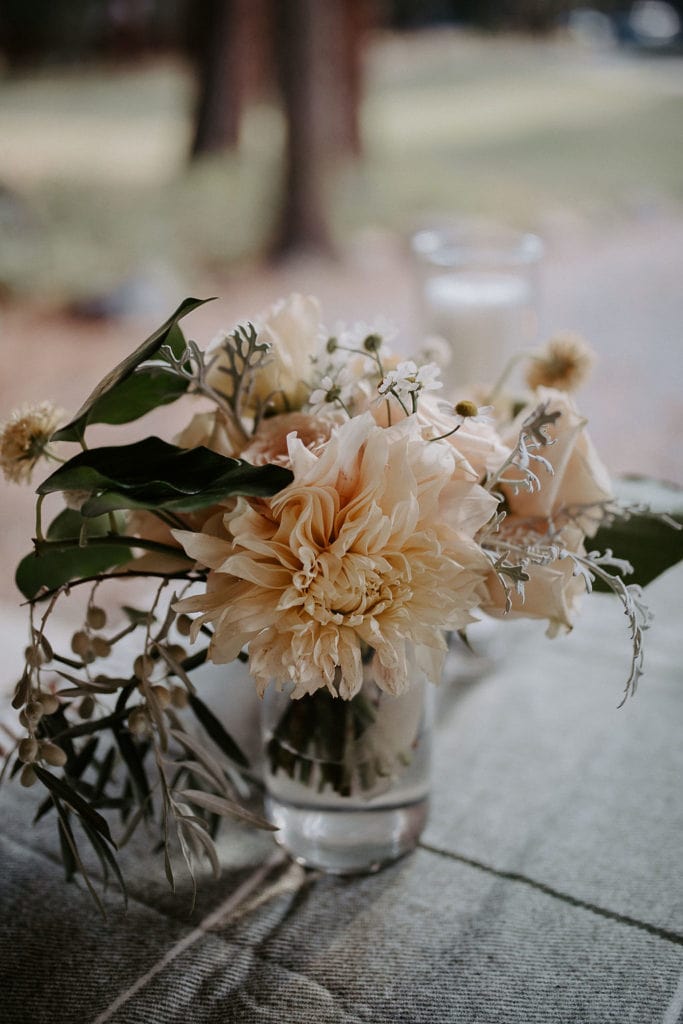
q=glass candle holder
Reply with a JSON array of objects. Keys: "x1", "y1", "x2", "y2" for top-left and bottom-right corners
[{"x1": 411, "y1": 221, "x2": 544, "y2": 396}]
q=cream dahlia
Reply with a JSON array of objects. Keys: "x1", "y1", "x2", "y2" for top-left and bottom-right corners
[{"x1": 175, "y1": 413, "x2": 497, "y2": 699}]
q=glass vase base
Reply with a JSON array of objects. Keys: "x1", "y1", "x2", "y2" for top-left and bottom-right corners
[{"x1": 265, "y1": 795, "x2": 428, "y2": 875}]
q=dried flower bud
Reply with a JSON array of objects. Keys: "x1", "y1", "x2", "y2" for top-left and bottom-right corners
[
  {"x1": 326, "y1": 336, "x2": 338, "y2": 354},
  {"x1": 176, "y1": 615, "x2": 193, "y2": 637},
  {"x1": 40, "y1": 741, "x2": 67, "y2": 768},
  {"x1": 79, "y1": 695, "x2": 95, "y2": 719},
  {"x1": 0, "y1": 401, "x2": 63, "y2": 484},
  {"x1": 18, "y1": 737, "x2": 39, "y2": 763},
  {"x1": 20, "y1": 764, "x2": 37, "y2": 788},
  {"x1": 87, "y1": 606, "x2": 107, "y2": 630},
  {"x1": 170, "y1": 685, "x2": 189, "y2": 709},
  {"x1": 25, "y1": 700, "x2": 44, "y2": 724},
  {"x1": 151, "y1": 685, "x2": 172, "y2": 710},
  {"x1": 92, "y1": 636, "x2": 112, "y2": 659},
  {"x1": 127, "y1": 706, "x2": 150, "y2": 737},
  {"x1": 363, "y1": 333, "x2": 382, "y2": 353},
  {"x1": 40, "y1": 693, "x2": 60, "y2": 716}
]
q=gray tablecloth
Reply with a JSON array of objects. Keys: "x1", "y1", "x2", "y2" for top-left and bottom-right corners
[{"x1": 1, "y1": 564, "x2": 682, "y2": 1024}]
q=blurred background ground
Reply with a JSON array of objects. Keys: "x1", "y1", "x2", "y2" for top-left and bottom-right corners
[{"x1": 1, "y1": 5, "x2": 682, "y2": 620}]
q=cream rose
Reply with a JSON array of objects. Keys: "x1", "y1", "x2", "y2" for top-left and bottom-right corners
[
  {"x1": 481, "y1": 389, "x2": 612, "y2": 633},
  {"x1": 501, "y1": 387, "x2": 613, "y2": 537},
  {"x1": 207, "y1": 293, "x2": 321, "y2": 414},
  {"x1": 483, "y1": 524, "x2": 588, "y2": 637},
  {"x1": 240, "y1": 410, "x2": 341, "y2": 467}
]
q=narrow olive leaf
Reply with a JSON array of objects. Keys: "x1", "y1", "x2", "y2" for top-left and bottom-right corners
[
  {"x1": 93, "y1": 746, "x2": 117, "y2": 801},
  {"x1": 591, "y1": 512, "x2": 683, "y2": 592},
  {"x1": 11, "y1": 669, "x2": 31, "y2": 710},
  {"x1": 113, "y1": 727, "x2": 153, "y2": 813},
  {"x1": 34, "y1": 737, "x2": 100, "y2": 823},
  {"x1": 168, "y1": 728, "x2": 230, "y2": 792},
  {"x1": 53, "y1": 708, "x2": 129, "y2": 742},
  {"x1": 65, "y1": 735, "x2": 100, "y2": 781},
  {"x1": 33, "y1": 764, "x2": 116, "y2": 847},
  {"x1": 178, "y1": 818, "x2": 221, "y2": 879},
  {"x1": 51, "y1": 297, "x2": 212, "y2": 442},
  {"x1": 175, "y1": 760, "x2": 231, "y2": 794},
  {"x1": 188, "y1": 694, "x2": 249, "y2": 768},
  {"x1": 179, "y1": 788, "x2": 277, "y2": 830},
  {"x1": 53, "y1": 796, "x2": 107, "y2": 918},
  {"x1": 80, "y1": 818, "x2": 128, "y2": 908},
  {"x1": 55, "y1": 803, "x2": 77, "y2": 882}
]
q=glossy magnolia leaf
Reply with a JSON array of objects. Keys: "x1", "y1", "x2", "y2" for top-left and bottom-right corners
[
  {"x1": 591, "y1": 511, "x2": 683, "y2": 592},
  {"x1": 15, "y1": 509, "x2": 133, "y2": 599},
  {"x1": 51, "y1": 298, "x2": 211, "y2": 443},
  {"x1": 38, "y1": 437, "x2": 293, "y2": 515}
]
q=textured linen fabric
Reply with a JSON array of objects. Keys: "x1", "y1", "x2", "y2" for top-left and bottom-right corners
[{"x1": 1, "y1": 565, "x2": 682, "y2": 1023}]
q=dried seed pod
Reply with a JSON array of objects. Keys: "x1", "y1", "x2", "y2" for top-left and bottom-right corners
[
  {"x1": 25, "y1": 700, "x2": 44, "y2": 724},
  {"x1": 40, "y1": 693, "x2": 60, "y2": 715},
  {"x1": 170, "y1": 685, "x2": 189, "y2": 709},
  {"x1": 18, "y1": 737, "x2": 39, "y2": 763},
  {"x1": 79, "y1": 695, "x2": 95, "y2": 719},
  {"x1": 20, "y1": 764, "x2": 37, "y2": 788},
  {"x1": 24, "y1": 645, "x2": 44, "y2": 668},
  {"x1": 176, "y1": 614, "x2": 193, "y2": 637},
  {"x1": 127, "y1": 706, "x2": 150, "y2": 737},
  {"x1": 133, "y1": 654, "x2": 154, "y2": 681},
  {"x1": 92, "y1": 636, "x2": 112, "y2": 659},
  {"x1": 87, "y1": 606, "x2": 107, "y2": 630},
  {"x1": 40, "y1": 741, "x2": 67, "y2": 768},
  {"x1": 18, "y1": 709, "x2": 29, "y2": 729},
  {"x1": 151, "y1": 685, "x2": 172, "y2": 710},
  {"x1": 167, "y1": 645, "x2": 187, "y2": 663},
  {"x1": 70, "y1": 631, "x2": 90, "y2": 657}
]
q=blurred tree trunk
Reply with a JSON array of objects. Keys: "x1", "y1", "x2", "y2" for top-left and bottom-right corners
[
  {"x1": 190, "y1": 0, "x2": 256, "y2": 158},
  {"x1": 269, "y1": 0, "x2": 369, "y2": 259}
]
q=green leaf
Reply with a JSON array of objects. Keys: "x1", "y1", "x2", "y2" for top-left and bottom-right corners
[
  {"x1": 188, "y1": 694, "x2": 249, "y2": 769},
  {"x1": 15, "y1": 508, "x2": 133, "y2": 600},
  {"x1": 591, "y1": 512, "x2": 683, "y2": 591},
  {"x1": 38, "y1": 437, "x2": 293, "y2": 515},
  {"x1": 51, "y1": 298, "x2": 211, "y2": 442},
  {"x1": 16, "y1": 542, "x2": 133, "y2": 600}
]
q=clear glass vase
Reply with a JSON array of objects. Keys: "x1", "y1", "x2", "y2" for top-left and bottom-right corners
[{"x1": 261, "y1": 655, "x2": 433, "y2": 875}]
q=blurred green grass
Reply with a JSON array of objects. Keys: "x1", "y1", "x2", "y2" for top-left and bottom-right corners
[{"x1": 1, "y1": 32, "x2": 682, "y2": 300}]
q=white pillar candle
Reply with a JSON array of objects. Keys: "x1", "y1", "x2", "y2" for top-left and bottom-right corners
[{"x1": 423, "y1": 270, "x2": 537, "y2": 395}]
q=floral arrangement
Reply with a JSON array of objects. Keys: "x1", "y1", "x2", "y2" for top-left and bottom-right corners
[{"x1": 1, "y1": 294, "x2": 679, "y2": 909}]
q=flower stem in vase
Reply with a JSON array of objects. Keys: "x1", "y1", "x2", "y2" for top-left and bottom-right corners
[{"x1": 261, "y1": 668, "x2": 433, "y2": 874}]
